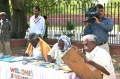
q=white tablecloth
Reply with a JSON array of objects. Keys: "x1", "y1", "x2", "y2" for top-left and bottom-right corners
[{"x1": 0, "y1": 61, "x2": 73, "y2": 79}]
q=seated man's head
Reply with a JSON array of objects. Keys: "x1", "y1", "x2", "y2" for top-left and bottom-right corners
[
  {"x1": 29, "y1": 33, "x2": 39, "y2": 47},
  {"x1": 58, "y1": 35, "x2": 71, "y2": 52},
  {"x1": 82, "y1": 34, "x2": 97, "y2": 52}
]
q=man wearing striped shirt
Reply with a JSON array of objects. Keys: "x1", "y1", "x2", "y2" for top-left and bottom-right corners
[{"x1": 30, "y1": 6, "x2": 46, "y2": 38}]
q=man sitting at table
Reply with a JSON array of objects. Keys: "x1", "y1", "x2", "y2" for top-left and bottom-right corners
[
  {"x1": 72, "y1": 34, "x2": 116, "y2": 79},
  {"x1": 47, "y1": 35, "x2": 72, "y2": 64},
  {"x1": 24, "y1": 33, "x2": 51, "y2": 62}
]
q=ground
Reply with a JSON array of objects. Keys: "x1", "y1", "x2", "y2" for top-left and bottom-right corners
[
  {"x1": 111, "y1": 54, "x2": 120, "y2": 78},
  {"x1": 11, "y1": 47, "x2": 120, "y2": 78}
]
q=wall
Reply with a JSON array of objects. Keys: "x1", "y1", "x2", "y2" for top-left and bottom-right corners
[
  {"x1": 10, "y1": 39, "x2": 27, "y2": 48},
  {"x1": 10, "y1": 39, "x2": 120, "y2": 55},
  {"x1": 47, "y1": 14, "x2": 120, "y2": 26},
  {"x1": 27, "y1": 14, "x2": 120, "y2": 26}
]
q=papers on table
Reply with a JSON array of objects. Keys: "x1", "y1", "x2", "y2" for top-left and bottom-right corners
[
  {"x1": 0, "y1": 56, "x2": 23, "y2": 62},
  {"x1": 32, "y1": 62, "x2": 72, "y2": 71},
  {"x1": 0, "y1": 56, "x2": 72, "y2": 72},
  {"x1": 10, "y1": 56, "x2": 23, "y2": 62},
  {"x1": 59, "y1": 66, "x2": 71, "y2": 71}
]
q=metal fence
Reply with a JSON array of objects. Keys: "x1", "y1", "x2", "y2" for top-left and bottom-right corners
[{"x1": 24, "y1": 2, "x2": 120, "y2": 45}]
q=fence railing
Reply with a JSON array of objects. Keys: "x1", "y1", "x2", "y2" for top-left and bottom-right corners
[{"x1": 24, "y1": 2, "x2": 120, "y2": 45}]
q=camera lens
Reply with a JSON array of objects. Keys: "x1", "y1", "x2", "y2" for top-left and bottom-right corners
[{"x1": 85, "y1": 7, "x2": 100, "y2": 23}]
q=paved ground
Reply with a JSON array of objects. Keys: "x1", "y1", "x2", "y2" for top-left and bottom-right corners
[{"x1": 11, "y1": 46, "x2": 120, "y2": 78}]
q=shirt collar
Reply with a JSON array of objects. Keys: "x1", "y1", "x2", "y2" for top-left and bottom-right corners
[
  {"x1": 33, "y1": 15, "x2": 41, "y2": 19},
  {"x1": 101, "y1": 17, "x2": 107, "y2": 20},
  {"x1": 89, "y1": 46, "x2": 99, "y2": 58},
  {"x1": 33, "y1": 16, "x2": 41, "y2": 23}
]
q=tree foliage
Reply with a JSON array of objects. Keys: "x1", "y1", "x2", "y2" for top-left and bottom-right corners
[
  {"x1": 21, "y1": 0, "x2": 94, "y2": 16},
  {"x1": 0, "y1": 0, "x2": 11, "y2": 21}
]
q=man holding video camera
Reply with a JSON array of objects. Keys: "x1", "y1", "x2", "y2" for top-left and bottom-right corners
[{"x1": 84, "y1": 4, "x2": 113, "y2": 53}]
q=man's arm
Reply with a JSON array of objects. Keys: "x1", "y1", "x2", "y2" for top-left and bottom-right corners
[
  {"x1": 100, "y1": 18, "x2": 113, "y2": 32},
  {"x1": 9, "y1": 21, "x2": 12, "y2": 33},
  {"x1": 84, "y1": 25, "x2": 92, "y2": 35},
  {"x1": 29, "y1": 17, "x2": 33, "y2": 34},
  {"x1": 41, "y1": 17, "x2": 46, "y2": 37},
  {"x1": 95, "y1": 17, "x2": 113, "y2": 32},
  {"x1": 84, "y1": 57, "x2": 110, "y2": 75},
  {"x1": 47, "y1": 43, "x2": 57, "y2": 63},
  {"x1": 84, "y1": 17, "x2": 92, "y2": 35}
]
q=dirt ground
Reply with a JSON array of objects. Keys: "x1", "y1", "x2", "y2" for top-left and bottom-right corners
[{"x1": 11, "y1": 47, "x2": 120, "y2": 79}]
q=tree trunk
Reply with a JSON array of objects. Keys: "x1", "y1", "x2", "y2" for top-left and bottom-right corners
[
  {"x1": 0, "y1": 0, "x2": 11, "y2": 21},
  {"x1": 11, "y1": 0, "x2": 28, "y2": 39}
]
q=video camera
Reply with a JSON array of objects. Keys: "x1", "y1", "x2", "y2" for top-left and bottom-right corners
[{"x1": 85, "y1": 7, "x2": 100, "y2": 23}]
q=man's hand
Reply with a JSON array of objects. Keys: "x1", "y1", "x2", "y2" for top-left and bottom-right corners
[
  {"x1": 84, "y1": 57, "x2": 93, "y2": 65},
  {"x1": 85, "y1": 17, "x2": 89, "y2": 26},
  {"x1": 84, "y1": 56, "x2": 110, "y2": 75},
  {"x1": 51, "y1": 59, "x2": 56, "y2": 63},
  {"x1": 94, "y1": 16, "x2": 100, "y2": 24},
  {"x1": 23, "y1": 52, "x2": 29, "y2": 57},
  {"x1": 47, "y1": 55, "x2": 56, "y2": 63}
]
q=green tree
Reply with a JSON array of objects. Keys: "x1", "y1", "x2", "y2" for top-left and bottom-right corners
[{"x1": 22, "y1": 0, "x2": 94, "y2": 16}]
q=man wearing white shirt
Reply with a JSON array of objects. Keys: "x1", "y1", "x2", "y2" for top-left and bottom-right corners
[
  {"x1": 47, "y1": 35, "x2": 72, "y2": 64},
  {"x1": 30, "y1": 6, "x2": 46, "y2": 38},
  {"x1": 82, "y1": 34, "x2": 116, "y2": 79},
  {"x1": 24, "y1": 33, "x2": 51, "y2": 61},
  {"x1": 31, "y1": 41, "x2": 44, "y2": 60}
]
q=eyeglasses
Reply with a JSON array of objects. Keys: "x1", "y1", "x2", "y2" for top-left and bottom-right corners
[
  {"x1": 83, "y1": 43, "x2": 90, "y2": 47},
  {"x1": 83, "y1": 41, "x2": 94, "y2": 47}
]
